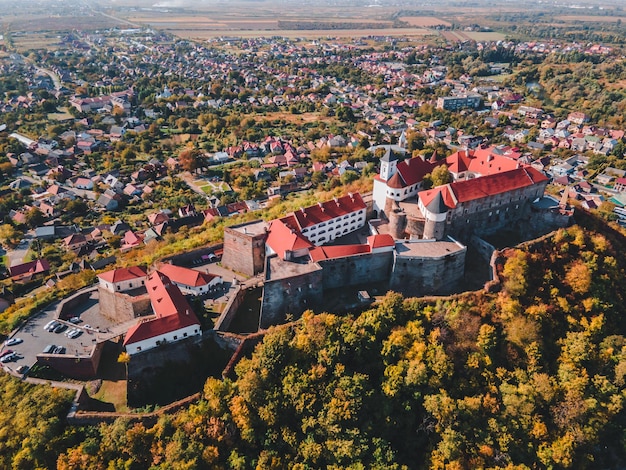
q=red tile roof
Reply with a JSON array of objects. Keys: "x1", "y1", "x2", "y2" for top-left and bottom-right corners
[
  {"x1": 445, "y1": 147, "x2": 520, "y2": 176},
  {"x1": 419, "y1": 167, "x2": 548, "y2": 209},
  {"x1": 387, "y1": 171, "x2": 405, "y2": 189},
  {"x1": 419, "y1": 185, "x2": 457, "y2": 210},
  {"x1": 367, "y1": 234, "x2": 396, "y2": 249},
  {"x1": 266, "y1": 217, "x2": 313, "y2": 259},
  {"x1": 291, "y1": 193, "x2": 366, "y2": 229},
  {"x1": 9, "y1": 259, "x2": 50, "y2": 278},
  {"x1": 452, "y1": 167, "x2": 547, "y2": 204},
  {"x1": 157, "y1": 263, "x2": 219, "y2": 287},
  {"x1": 309, "y1": 244, "x2": 370, "y2": 262},
  {"x1": 396, "y1": 156, "x2": 440, "y2": 186},
  {"x1": 124, "y1": 313, "x2": 199, "y2": 347},
  {"x1": 124, "y1": 271, "x2": 199, "y2": 346},
  {"x1": 98, "y1": 266, "x2": 147, "y2": 284}
]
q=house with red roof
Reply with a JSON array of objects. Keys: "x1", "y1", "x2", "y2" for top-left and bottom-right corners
[
  {"x1": 123, "y1": 271, "x2": 201, "y2": 355},
  {"x1": 264, "y1": 193, "x2": 366, "y2": 261},
  {"x1": 63, "y1": 233, "x2": 88, "y2": 252},
  {"x1": 98, "y1": 266, "x2": 148, "y2": 293},
  {"x1": 9, "y1": 259, "x2": 50, "y2": 282},
  {"x1": 157, "y1": 263, "x2": 222, "y2": 296}
]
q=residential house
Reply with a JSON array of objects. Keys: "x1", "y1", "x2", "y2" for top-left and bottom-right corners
[
  {"x1": 9, "y1": 259, "x2": 50, "y2": 282},
  {"x1": 63, "y1": 233, "x2": 88, "y2": 252}
]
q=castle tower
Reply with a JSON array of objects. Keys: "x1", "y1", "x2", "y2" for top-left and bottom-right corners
[
  {"x1": 423, "y1": 191, "x2": 448, "y2": 240},
  {"x1": 387, "y1": 201, "x2": 407, "y2": 239},
  {"x1": 380, "y1": 147, "x2": 399, "y2": 181},
  {"x1": 222, "y1": 220, "x2": 268, "y2": 276}
]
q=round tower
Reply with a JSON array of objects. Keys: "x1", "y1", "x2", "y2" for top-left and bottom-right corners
[
  {"x1": 388, "y1": 207, "x2": 407, "y2": 240},
  {"x1": 422, "y1": 191, "x2": 448, "y2": 240}
]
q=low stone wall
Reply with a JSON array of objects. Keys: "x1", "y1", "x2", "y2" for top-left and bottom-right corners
[
  {"x1": 57, "y1": 288, "x2": 96, "y2": 320},
  {"x1": 68, "y1": 393, "x2": 201, "y2": 427},
  {"x1": 37, "y1": 342, "x2": 105, "y2": 380},
  {"x1": 214, "y1": 285, "x2": 246, "y2": 332},
  {"x1": 470, "y1": 235, "x2": 496, "y2": 265}
]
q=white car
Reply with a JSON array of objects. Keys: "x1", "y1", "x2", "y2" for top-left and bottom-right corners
[
  {"x1": 5, "y1": 338, "x2": 22, "y2": 346},
  {"x1": 44, "y1": 320, "x2": 57, "y2": 331},
  {"x1": 0, "y1": 352, "x2": 16, "y2": 363},
  {"x1": 68, "y1": 329, "x2": 82, "y2": 339}
]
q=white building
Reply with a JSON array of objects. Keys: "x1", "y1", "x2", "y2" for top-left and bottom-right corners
[
  {"x1": 98, "y1": 266, "x2": 148, "y2": 293},
  {"x1": 157, "y1": 263, "x2": 222, "y2": 296}
]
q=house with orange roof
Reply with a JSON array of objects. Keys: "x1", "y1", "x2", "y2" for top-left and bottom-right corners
[
  {"x1": 123, "y1": 271, "x2": 201, "y2": 355},
  {"x1": 157, "y1": 263, "x2": 222, "y2": 296}
]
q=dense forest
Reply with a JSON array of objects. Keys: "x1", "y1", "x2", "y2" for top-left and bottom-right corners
[{"x1": 1, "y1": 217, "x2": 626, "y2": 468}]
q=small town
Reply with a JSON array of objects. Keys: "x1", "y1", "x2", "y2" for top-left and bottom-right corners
[{"x1": 1, "y1": 0, "x2": 626, "y2": 467}]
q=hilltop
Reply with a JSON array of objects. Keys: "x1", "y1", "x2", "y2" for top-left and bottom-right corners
[{"x1": 0, "y1": 214, "x2": 618, "y2": 468}]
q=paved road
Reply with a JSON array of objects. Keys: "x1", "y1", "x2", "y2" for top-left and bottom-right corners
[{"x1": 6, "y1": 236, "x2": 32, "y2": 267}]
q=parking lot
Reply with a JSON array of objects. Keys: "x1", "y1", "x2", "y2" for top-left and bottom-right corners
[{"x1": 0, "y1": 289, "x2": 115, "y2": 375}]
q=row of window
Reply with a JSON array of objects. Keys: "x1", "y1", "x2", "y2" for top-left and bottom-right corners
[
  {"x1": 134, "y1": 329, "x2": 199, "y2": 352},
  {"x1": 303, "y1": 212, "x2": 365, "y2": 235}
]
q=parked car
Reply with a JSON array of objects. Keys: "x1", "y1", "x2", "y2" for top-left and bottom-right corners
[
  {"x1": 43, "y1": 344, "x2": 56, "y2": 354},
  {"x1": 5, "y1": 337, "x2": 23, "y2": 346},
  {"x1": 16, "y1": 365, "x2": 29, "y2": 374},
  {"x1": 53, "y1": 346, "x2": 66, "y2": 354},
  {"x1": 68, "y1": 329, "x2": 82, "y2": 339},
  {"x1": 53, "y1": 324, "x2": 68, "y2": 334},
  {"x1": 69, "y1": 317, "x2": 81, "y2": 324},
  {"x1": 1, "y1": 352, "x2": 16, "y2": 363},
  {"x1": 44, "y1": 320, "x2": 58, "y2": 331},
  {"x1": 0, "y1": 349, "x2": 14, "y2": 358}
]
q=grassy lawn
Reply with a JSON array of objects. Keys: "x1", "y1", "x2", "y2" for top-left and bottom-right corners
[
  {"x1": 92, "y1": 380, "x2": 129, "y2": 412},
  {"x1": 200, "y1": 185, "x2": 213, "y2": 194}
]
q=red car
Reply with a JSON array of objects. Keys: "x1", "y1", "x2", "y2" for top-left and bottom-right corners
[{"x1": 0, "y1": 349, "x2": 14, "y2": 358}]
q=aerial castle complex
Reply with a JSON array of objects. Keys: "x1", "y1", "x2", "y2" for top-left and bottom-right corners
[{"x1": 221, "y1": 145, "x2": 551, "y2": 328}]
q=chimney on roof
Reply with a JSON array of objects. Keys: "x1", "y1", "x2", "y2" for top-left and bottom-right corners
[{"x1": 334, "y1": 197, "x2": 339, "y2": 206}]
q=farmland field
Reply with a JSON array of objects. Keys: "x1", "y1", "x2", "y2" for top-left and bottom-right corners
[
  {"x1": 170, "y1": 27, "x2": 430, "y2": 40},
  {"x1": 463, "y1": 31, "x2": 507, "y2": 41},
  {"x1": 400, "y1": 16, "x2": 451, "y2": 27}
]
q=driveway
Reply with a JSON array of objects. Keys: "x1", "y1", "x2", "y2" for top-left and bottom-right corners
[{"x1": 6, "y1": 236, "x2": 32, "y2": 267}]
